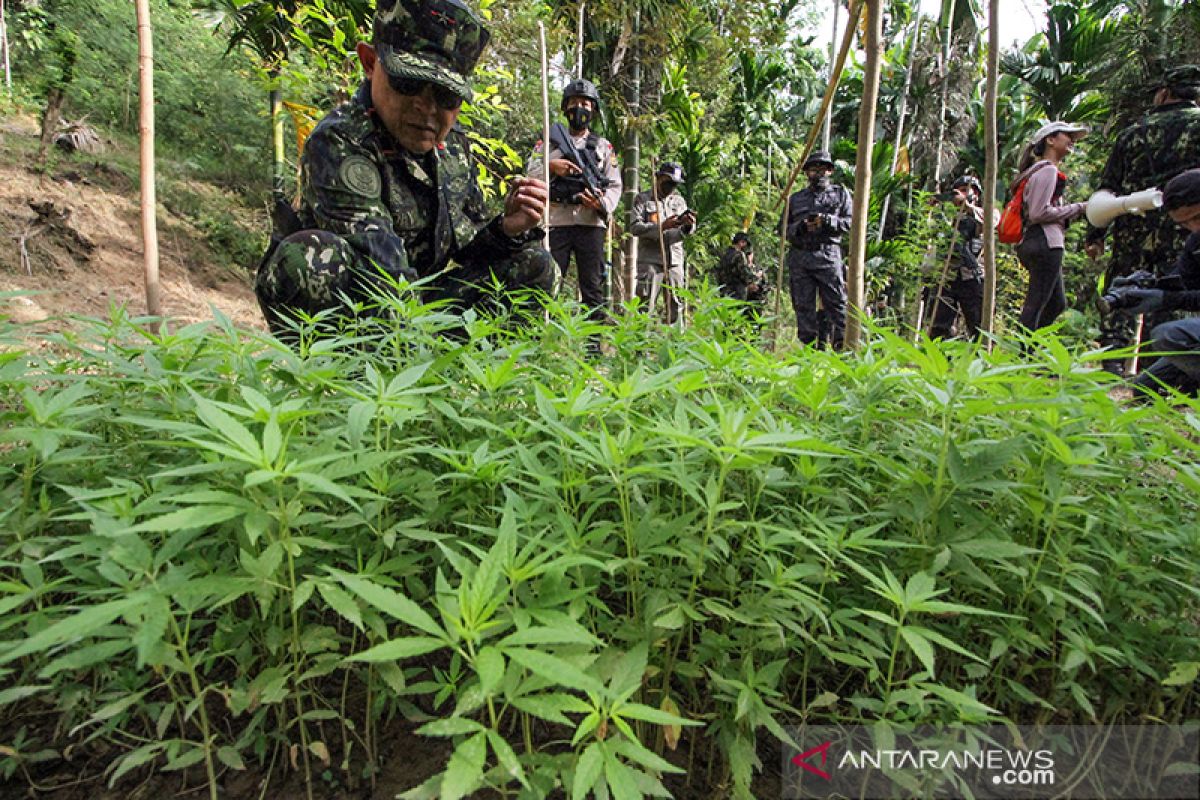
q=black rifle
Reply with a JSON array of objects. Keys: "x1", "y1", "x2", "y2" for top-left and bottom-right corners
[{"x1": 548, "y1": 123, "x2": 612, "y2": 217}]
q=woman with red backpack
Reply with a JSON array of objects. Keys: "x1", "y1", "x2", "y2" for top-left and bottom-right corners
[{"x1": 1010, "y1": 121, "x2": 1090, "y2": 331}]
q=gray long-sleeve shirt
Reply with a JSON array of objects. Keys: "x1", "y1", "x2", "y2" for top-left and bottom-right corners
[
  {"x1": 630, "y1": 190, "x2": 693, "y2": 268},
  {"x1": 1020, "y1": 160, "x2": 1085, "y2": 249}
]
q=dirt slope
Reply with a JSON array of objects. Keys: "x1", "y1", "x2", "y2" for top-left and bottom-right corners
[{"x1": 0, "y1": 115, "x2": 264, "y2": 331}]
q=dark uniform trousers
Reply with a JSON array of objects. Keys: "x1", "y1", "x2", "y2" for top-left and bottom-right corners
[
  {"x1": 929, "y1": 276, "x2": 984, "y2": 339},
  {"x1": 550, "y1": 225, "x2": 608, "y2": 319},
  {"x1": 1133, "y1": 317, "x2": 1200, "y2": 395},
  {"x1": 788, "y1": 248, "x2": 846, "y2": 347}
]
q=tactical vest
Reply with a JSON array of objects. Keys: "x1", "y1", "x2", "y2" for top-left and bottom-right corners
[{"x1": 550, "y1": 132, "x2": 605, "y2": 205}]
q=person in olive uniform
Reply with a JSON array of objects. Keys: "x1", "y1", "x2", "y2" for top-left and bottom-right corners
[
  {"x1": 255, "y1": 0, "x2": 554, "y2": 338},
  {"x1": 631, "y1": 163, "x2": 695, "y2": 324},
  {"x1": 784, "y1": 150, "x2": 853, "y2": 348},
  {"x1": 928, "y1": 176, "x2": 986, "y2": 339},
  {"x1": 1085, "y1": 65, "x2": 1200, "y2": 374},
  {"x1": 527, "y1": 79, "x2": 622, "y2": 320}
]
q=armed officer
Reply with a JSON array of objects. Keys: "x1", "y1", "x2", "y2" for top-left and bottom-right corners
[
  {"x1": 784, "y1": 150, "x2": 853, "y2": 348},
  {"x1": 928, "y1": 176, "x2": 986, "y2": 339},
  {"x1": 255, "y1": 0, "x2": 554, "y2": 338},
  {"x1": 528, "y1": 79, "x2": 622, "y2": 320},
  {"x1": 1085, "y1": 65, "x2": 1200, "y2": 374}
]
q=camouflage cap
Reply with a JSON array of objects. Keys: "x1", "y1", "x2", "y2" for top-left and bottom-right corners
[
  {"x1": 373, "y1": 0, "x2": 490, "y2": 103},
  {"x1": 1162, "y1": 65, "x2": 1200, "y2": 91}
]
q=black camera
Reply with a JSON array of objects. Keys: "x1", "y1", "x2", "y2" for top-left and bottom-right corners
[{"x1": 1098, "y1": 270, "x2": 1183, "y2": 314}]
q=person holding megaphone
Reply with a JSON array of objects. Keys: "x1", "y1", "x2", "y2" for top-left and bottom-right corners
[{"x1": 1011, "y1": 122, "x2": 1089, "y2": 332}]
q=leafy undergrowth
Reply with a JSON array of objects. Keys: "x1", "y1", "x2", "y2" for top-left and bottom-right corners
[{"x1": 0, "y1": 291, "x2": 1197, "y2": 799}]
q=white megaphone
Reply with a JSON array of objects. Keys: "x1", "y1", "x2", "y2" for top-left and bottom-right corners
[{"x1": 1086, "y1": 188, "x2": 1164, "y2": 228}]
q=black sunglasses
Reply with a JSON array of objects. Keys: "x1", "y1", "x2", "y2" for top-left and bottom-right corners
[{"x1": 386, "y1": 75, "x2": 464, "y2": 110}]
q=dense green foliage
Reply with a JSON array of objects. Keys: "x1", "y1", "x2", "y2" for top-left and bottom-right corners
[{"x1": 0, "y1": 296, "x2": 1196, "y2": 797}]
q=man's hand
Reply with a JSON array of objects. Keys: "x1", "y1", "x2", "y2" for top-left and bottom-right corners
[
  {"x1": 1121, "y1": 288, "x2": 1166, "y2": 315},
  {"x1": 548, "y1": 158, "x2": 581, "y2": 178},
  {"x1": 578, "y1": 188, "x2": 604, "y2": 212},
  {"x1": 805, "y1": 214, "x2": 824, "y2": 231},
  {"x1": 662, "y1": 214, "x2": 682, "y2": 230},
  {"x1": 502, "y1": 177, "x2": 547, "y2": 238},
  {"x1": 1085, "y1": 240, "x2": 1105, "y2": 260},
  {"x1": 679, "y1": 210, "x2": 697, "y2": 229}
]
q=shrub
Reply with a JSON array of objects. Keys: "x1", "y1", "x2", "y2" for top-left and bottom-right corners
[{"x1": 0, "y1": 293, "x2": 1197, "y2": 798}]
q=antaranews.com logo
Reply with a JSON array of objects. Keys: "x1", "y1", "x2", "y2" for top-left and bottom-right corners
[{"x1": 782, "y1": 725, "x2": 1198, "y2": 799}]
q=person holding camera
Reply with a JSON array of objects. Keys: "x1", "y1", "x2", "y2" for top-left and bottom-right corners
[
  {"x1": 1085, "y1": 65, "x2": 1200, "y2": 375},
  {"x1": 784, "y1": 150, "x2": 853, "y2": 348},
  {"x1": 1105, "y1": 169, "x2": 1200, "y2": 397},
  {"x1": 632, "y1": 163, "x2": 696, "y2": 324},
  {"x1": 927, "y1": 176, "x2": 986, "y2": 339},
  {"x1": 528, "y1": 78, "x2": 623, "y2": 321},
  {"x1": 1011, "y1": 121, "x2": 1089, "y2": 332}
]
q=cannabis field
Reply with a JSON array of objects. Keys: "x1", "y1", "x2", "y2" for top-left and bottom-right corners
[{"x1": 0, "y1": 293, "x2": 1197, "y2": 799}]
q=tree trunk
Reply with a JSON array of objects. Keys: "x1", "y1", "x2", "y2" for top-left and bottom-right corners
[
  {"x1": 822, "y1": 0, "x2": 839, "y2": 151},
  {"x1": 932, "y1": 0, "x2": 956, "y2": 190},
  {"x1": 136, "y1": 0, "x2": 163, "y2": 329},
  {"x1": 1, "y1": 0, "x2": 11, "y2": 95},
  {"x1": 981, "y1": 0, "x2": 999, "y2": 338},
  {"x1": 845, "y1": 0, "x2": 883, "y2": 350},
  {"x1": 620, "y1": 9, "x2": 641, "y2": 306},
  {"x1": 876, "y1": 17, "x2": 921, "y2": 243},
  {"x1": 39, "y1": 87, "x2": 65, "y2": 160},
  {"x1": 270, "y1": 85, "x2": 285, "y2": 202},
  {"x1": 538, "y1": 23, "x2": 552, "y2": 255}
]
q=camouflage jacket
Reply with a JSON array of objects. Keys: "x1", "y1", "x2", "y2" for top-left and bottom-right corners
[
  {"x1": 296, "y1": 81, "x2": 533, "y2": 284},
  {"x1": 1086, "y1": 101, "x2": 1200, "y2": 275},
  {"x1": 716, "y1": 246, "x2": 757, "y2": 289}
]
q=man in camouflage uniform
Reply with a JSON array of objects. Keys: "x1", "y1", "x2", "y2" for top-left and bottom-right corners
[
  {"x1": 928, "y1": 176, "x2": 985, "y2": 339},
  {"x1": 716, "y1": 232, "x2": 768, "y2": 325},
  {"x1": 1085, "y1": 65, "x2": 1200, "y2": 373},
  {"x1": 785, "y1": 150, "x2": 853, "y2": 348},
  {"x1": 631, "y1": 163, "x2": 696, "y2": 324},
  {"x1": 255, "y1": 0, "x2": 554, "y2": 337}
]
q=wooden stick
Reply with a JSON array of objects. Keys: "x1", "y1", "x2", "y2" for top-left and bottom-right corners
[
  {"x1": 650, "y1": 166, "x2": 673, "y2": 324},
  {"x1": 135, "y1": 0, "x2": 162, "y2": 332},
  {"x1": 538, "y1": 23, "x2": 552, "y2": 254}
]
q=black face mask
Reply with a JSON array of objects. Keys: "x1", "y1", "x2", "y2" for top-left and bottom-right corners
[
  {"x1": 809, "y1": 174, "x2": 830, "y2": 189},
  {"x1": 566, "y1": 107, "x2": 593, "y2": 132}
]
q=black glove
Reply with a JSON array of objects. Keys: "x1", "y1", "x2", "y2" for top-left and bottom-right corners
[{"x1": 1120, "y1": 288, "x2": 1165, "y2": 315}]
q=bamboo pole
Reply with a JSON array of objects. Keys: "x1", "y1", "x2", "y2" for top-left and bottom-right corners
[
  {"x1": 576, "y1": 2, "x2": 585, "y2": 77},
  {"x1": 822, "y1": 0, "x2": 839, "y2": 152},
  {"x1": 538, "y1": 23, "x2": 552, "y2": 255},
  {"x1": 980, "y1": 0, "x2": 1000, "y2": 339},
  {"x1": 771, "y1": 0, "x2": 863, "y2": 346},
  {"x1": 135, "y1": 0, "x2": 162, "y2": 331},
  {"x1": 1, "y1": 0, "x2": 11, "y2": 95},
  {"x1": 845, "y1": 0, "x2": 883, "y2": 350}
]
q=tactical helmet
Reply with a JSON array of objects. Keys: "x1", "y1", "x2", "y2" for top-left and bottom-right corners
[
  {"x1": 733, "y1": 232, "x2": 752, "y2": 246},
  {"x1": 373, "y1": 0, "x2": 491, "y2": 103},
  {"x1": 561, "y1": 78, "x2": 602, "y2": 112},
  {"x1": 952, "y1": 176, "x2": 982, "y2": 194},
  {"x1": 803, "y1": 150, "x2": 835, "y2": 170},
  {"x1": 656, "y1": 162, "x2": 686, "y2": 184}
]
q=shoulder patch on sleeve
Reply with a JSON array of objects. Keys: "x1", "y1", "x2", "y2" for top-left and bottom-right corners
[{"x1": 338, "y1": 155, "x2": 382, "y2": 198}]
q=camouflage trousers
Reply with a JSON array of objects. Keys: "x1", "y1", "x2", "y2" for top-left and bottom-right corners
[{"x1": 255, "y1": 230, "x2": 555, "y2": 337}]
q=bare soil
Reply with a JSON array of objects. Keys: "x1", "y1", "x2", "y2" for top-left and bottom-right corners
[{"x1": 0, "y1": 115, "x2": 264, "y2": 333}]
